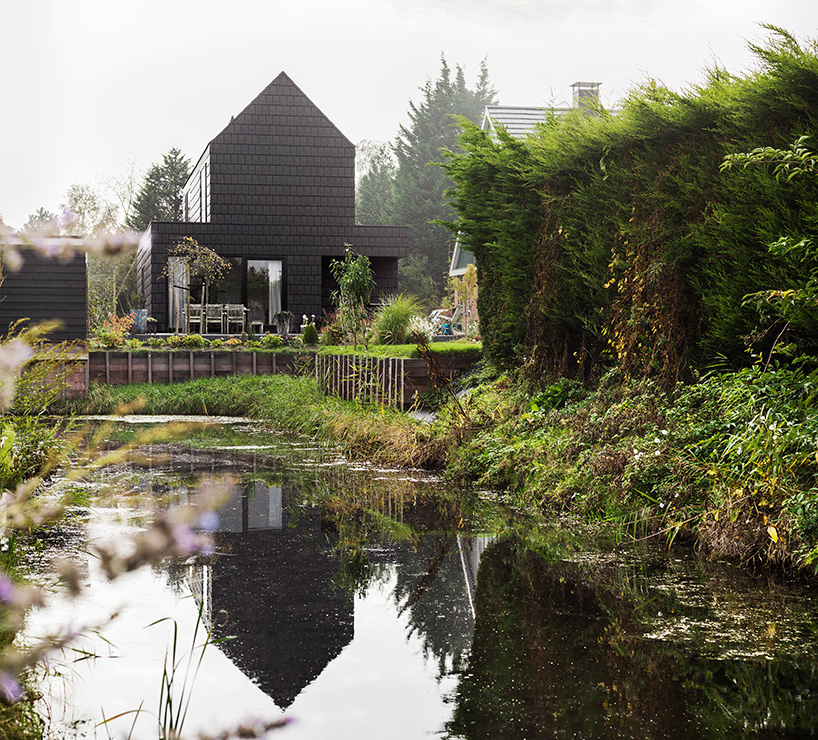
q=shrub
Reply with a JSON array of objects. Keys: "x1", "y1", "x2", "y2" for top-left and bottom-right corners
[
  {"x1": 320, "y1": 311, "x2": 345, "y2": 345},
  {"x1": 261, "y1": 334, "x2": 285, "y2": 349},
  {"x1": 370, "y1": 294, "x2": 422, "y2": 345},
  {"x1": 93, "y1": 314, "x2": 134, "y2": 348},
  {"x1": 181, "y1": 334, "x2": 208, "y2": 349},
  {"x1": 302, "y1": 323, "x2": 319, "y2": 346}
]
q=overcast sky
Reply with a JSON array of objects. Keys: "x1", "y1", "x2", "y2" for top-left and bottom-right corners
[{"x1": 2, "y1": 0, "x2": 818, "y2": 229}]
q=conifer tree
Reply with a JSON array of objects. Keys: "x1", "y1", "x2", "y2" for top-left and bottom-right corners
[
  {"x1": 128, "y1": 147, "x2": 190, "y2": 230},
  {"x1": 391, "y1": 57, "x2": 496, "y2": 301},
  {"x1": 356, "y1": 140, "x2": 396, "y2": 226}
]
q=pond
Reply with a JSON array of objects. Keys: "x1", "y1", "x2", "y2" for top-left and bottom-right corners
[{"x1": 26, "y1": 423, "x2": 818, "y2": 739}]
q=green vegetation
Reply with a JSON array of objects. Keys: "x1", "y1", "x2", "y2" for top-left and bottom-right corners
[
  {"x1": 356, "y1": 57, "x2": 497, "y2": 304},
  {"x1": 442, "y1": 27, "x2": 818, "y2": 378},
  {"x1": 72, "y1": 375, "x2": 439, "y2": 468},
  {"x1": 441, "y1": 366, "x2": 818, "y2": 567},
  {"x1": 329, "y1": 248, "x2": 376, "y2": 348},
  {"x1": 127, "y1": 147, "x2": 190, "y2": 231},
  {"x1": 369, "y1": 293, "x2": 423, "y2": 345},
  {"x1": 69, "y1": 357, "x2": 818, "y2": 571}
]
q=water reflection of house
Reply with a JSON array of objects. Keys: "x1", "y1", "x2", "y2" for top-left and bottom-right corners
[{"x1": 187, "y1": 481, "x2": 353, "y2": 709}]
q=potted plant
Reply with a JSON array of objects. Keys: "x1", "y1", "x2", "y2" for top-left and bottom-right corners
[
  {"x1": 273, "y1": 310, "x2": 293, "y2": 335},
  {"x1": 129, "y1": 292, "x2": 148, "y2": 333}
]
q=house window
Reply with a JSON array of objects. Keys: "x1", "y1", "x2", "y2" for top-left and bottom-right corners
[
  {"x1": 188, "y1": 257, "x2": 241, "y2": 305},
  {"x1": 247, "y1": 260, "x2": 283, "y2": 328}
]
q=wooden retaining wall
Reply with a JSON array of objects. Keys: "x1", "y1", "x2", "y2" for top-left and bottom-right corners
[
  {"x1": 87, "y1": 350, "x2": 296, "y2": 386},
  {"x1": 81, "y1": 350, "x2": 475, "y2": 409}
]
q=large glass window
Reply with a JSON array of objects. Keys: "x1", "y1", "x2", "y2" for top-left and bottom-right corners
[
  {"x1": 247, "y1": 260, "x2": 283, "y2": 327},
  {"x1": 188, "y1": 257, "x2": 241, "y2": 305}
]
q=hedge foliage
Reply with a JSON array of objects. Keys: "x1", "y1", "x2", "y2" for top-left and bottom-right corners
[{"x1": 442, "y1": 27, "x2": 818, "y2": 381}]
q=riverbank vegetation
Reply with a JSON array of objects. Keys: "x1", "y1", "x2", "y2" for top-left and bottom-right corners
[{"x1": 67, "y1": 351, "x2": 818, "y2": 572}]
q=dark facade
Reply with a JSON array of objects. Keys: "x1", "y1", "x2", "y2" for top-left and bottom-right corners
[
  {"x1": 0, "y1": 246, "x2": 87, "y2": 341},
  {"x1": 137, "y1": 72, "x2": 409, "y2": 332}
]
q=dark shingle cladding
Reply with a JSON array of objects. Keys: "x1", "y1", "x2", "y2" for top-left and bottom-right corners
[
  {"x1": 138, "y1": 72, "x2": 409, "y2": 331},
  {"x1": 0, "y1": 244, "x2": 87, "y2": 341}
]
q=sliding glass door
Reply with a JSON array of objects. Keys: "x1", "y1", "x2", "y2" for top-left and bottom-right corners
[
  {"x1": 247, "y1": 260, "x2": 283, "y2": 328},
  {"x1": 167, "y1": 257, "x2": 188, "y2": 331}
]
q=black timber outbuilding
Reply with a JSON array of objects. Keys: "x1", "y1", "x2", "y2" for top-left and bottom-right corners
[
  {"x1": 137, "y1": 72, "x2": 410, "y2": 332},
  {"x1": 0, "y1": 245, "x2": 87, "y2": 342}
]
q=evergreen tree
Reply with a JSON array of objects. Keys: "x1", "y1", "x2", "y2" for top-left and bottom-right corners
[
  {"x1": 128, "y1": 147, "x2": 190, "y2": 230},
  {"x1": 21, "y1": 208, "x2": 57, "y2": 234},
  {"x1": 392, "y1": 57, "x2": 496, "y2": 301},
  {"x1": 356, "y1": 140, "x2": 396, "y2": 225}
]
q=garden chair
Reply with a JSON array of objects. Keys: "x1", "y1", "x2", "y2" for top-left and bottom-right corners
[
  {"x1": 204, "y1": 304, "x2": 224, "y2": 334},
  {"x1": 187, "y1": 304, "x2": 203, "y2": 333},
  {"x1": 225, "y1": 304, "x2": 247, "y2": 334}
]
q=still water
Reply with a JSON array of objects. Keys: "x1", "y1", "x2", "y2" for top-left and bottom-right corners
[{"x1": 28, "y1": 429, "x2": 818, "y2": 739}]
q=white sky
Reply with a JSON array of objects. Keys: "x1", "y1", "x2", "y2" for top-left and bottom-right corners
[{"x1": 2, "y1": 0, "x2": 818, "y2": 229}]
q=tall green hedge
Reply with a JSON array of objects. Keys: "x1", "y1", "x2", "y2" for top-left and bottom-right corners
[{"x1": 442, "y1": 28, "x2": 818, "y2": 380}]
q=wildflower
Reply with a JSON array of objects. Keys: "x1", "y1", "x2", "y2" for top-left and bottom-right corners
[
  {"x1": 197, "y1": 510, "x2": 220, "y2": 533},
  {"x1": 0, "y1": 574, "x2": 16, "y2": 603},
  {"x1": 0, "y1": 672, "x2": 22, "y2": 703}
]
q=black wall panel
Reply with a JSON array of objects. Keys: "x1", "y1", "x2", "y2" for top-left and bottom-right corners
[{"x1": 0, "y1": 249, "x2": 87, "y2": 341}]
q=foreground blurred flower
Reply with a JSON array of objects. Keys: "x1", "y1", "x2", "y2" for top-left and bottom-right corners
[
  {"x1": 0, "y1": 340, "x2": 34, "y2": 411},
  {"x1": 0, "y1": 671, "x2": 22, "y2": 703}
]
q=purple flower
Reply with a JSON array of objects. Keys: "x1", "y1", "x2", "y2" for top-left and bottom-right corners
[
  {"x1": 0, "y1": 672, "x2": 22, "y2": 703},
  {"x1": 0, "y1": 574, "x2": 17, "y2": 603},
  {"x1": 170, "y1": 522, "x2": 199, "y2": 555},
  {"x1": 197, "y1": 510, "x2": 220, "y2": 532}
]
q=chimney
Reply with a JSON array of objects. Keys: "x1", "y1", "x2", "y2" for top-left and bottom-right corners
[{"x1": 571, "y1": 81, "x2": 601, "y2": 110}]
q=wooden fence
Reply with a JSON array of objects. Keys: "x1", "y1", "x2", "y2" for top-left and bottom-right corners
[{"x1": 314, "y1": 353, "x2": 474, "y2": 408}]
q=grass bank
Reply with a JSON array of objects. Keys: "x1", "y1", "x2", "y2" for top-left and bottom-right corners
[
  {"x1": 440, "y1": 364, "x2": 818, "y2": 571},
  {"x1": 69, "y1": 375, "x2": 442, "y2": 468}
]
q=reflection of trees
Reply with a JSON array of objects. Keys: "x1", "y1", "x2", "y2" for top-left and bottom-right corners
[
  {"x1": 388, "y1": 534, "x2": 476, "y2": 677},
  {"x1": 447, "y1": 537, "x2": 818, "y2": 740},
  {"x1": 299, "y1": 468, "x2": 482, "y2": 676}
]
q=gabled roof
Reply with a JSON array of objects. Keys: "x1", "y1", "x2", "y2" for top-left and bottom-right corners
[
  {"x1": 184, "y1": 71, "x2": 353, "y2": 192},
  {"x1": 217, "y1": 71, "x2": 353, "y2": 148},
  {"x1": 482, "y1": 105, "x2": 570, "y2": 139}
]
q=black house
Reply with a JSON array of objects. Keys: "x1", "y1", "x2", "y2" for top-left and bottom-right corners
[{"x1": 136, "y1": 72, "x2": 409, "y2": 332}]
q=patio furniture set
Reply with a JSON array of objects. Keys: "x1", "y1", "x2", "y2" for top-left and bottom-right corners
[{"x1": 183, "y1": 303, "x2": 261, "y2": 335}]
